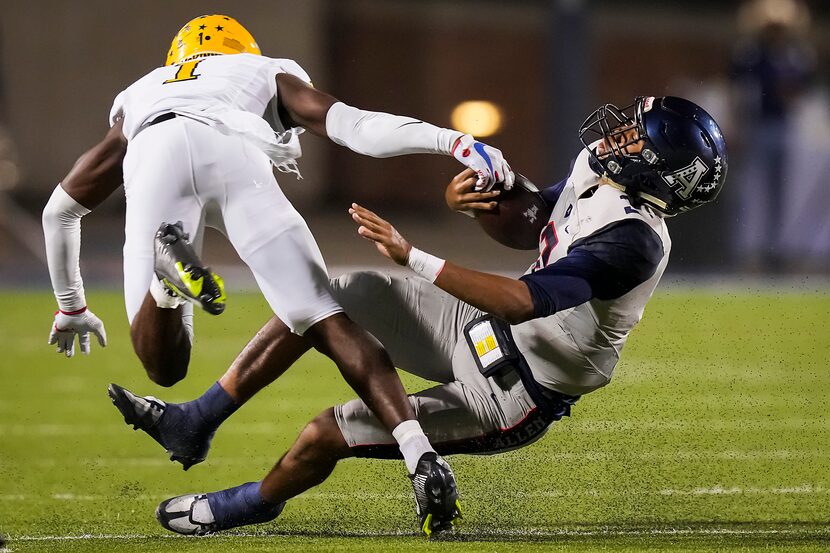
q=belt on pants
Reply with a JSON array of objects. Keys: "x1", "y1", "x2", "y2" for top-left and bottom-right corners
[{"x1": 496, "y1": 320, "x2": 580, "y2": 419}]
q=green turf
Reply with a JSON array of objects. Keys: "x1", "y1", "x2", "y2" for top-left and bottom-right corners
[{"x1": 1, "y1": 288, "x2": 829, "y2": 552}]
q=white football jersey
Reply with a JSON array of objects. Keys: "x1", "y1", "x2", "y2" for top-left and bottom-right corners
[
  {"x1": 512, "y1": 148, "x2": 671, "y2": 396},
  {"x1": 109, "y1": 54, "x2": 310, "y2": 142}
]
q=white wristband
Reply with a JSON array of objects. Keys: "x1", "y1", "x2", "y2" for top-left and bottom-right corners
[{"x1": 406, "y1": 247, "x2": 446, "y2": 283}]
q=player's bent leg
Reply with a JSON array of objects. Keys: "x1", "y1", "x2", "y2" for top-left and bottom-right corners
[
  {"x1": 122, "y1": 120, "x2": 207, "y2": 381},
  {"x1": 130, "y1": 293, "x2": 191, "y2": 387}
]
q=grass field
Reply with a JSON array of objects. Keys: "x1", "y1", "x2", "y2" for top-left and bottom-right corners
[{"x1": 1, "y1": 287, "x2": 829, "y2": 552}]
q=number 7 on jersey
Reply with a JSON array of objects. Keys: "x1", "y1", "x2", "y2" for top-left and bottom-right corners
[{"x1": 163, "y1": 60, "x2": 203, "y2": 84}]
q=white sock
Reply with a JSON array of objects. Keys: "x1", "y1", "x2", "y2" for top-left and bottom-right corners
[
  {"x1": 150, "y1": 276, "x2": 184, "y2": 309},
  {"x1": 392, "y1": 420, "x2": 436, "y2": 474}
]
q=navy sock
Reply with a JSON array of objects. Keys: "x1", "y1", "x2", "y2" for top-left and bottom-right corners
[
  {"x1": 163, "y1": 382, "x2": 238, "y2": 434},
  {"x1": 207, "y1": 481, "x2": 284, "y2": 529}
]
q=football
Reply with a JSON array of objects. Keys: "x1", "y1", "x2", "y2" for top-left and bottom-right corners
[{"x1": 475, "y1": 174, "x2": 550, "y2": 250}]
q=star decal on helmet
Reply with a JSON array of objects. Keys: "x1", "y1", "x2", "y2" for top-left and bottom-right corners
[
  {"x1": 166, "y1": 15, "x2": 261, "y2": 66},
  {"x1": 697, "y1": 156, "x2": 723, "y2": 194}
]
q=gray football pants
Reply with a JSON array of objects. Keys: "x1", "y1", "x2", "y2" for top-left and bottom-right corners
[{"x1": 331, "y1": 271, "x2": 552, "y2": 458}]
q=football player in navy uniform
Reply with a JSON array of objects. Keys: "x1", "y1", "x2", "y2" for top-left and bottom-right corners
[{"x1": 114, "y1": 96, "x2": 727, "y2": 536}]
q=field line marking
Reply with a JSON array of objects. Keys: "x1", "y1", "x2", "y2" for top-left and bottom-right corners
[{"x1": 8, "y1": 526, "x2": 830, "y2": 542}]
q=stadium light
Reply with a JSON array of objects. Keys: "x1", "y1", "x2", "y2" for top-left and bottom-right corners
[{"x1": 450, "y1": 100, "x2": 503, "y2": 137}]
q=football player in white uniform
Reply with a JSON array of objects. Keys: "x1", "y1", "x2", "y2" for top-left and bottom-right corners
[
  {"x1": 123, "y1": 96, "x2": 727, "y2": 536},
  {"x1": 42, "y1": 14, "x2": 516, "y2": 534}
]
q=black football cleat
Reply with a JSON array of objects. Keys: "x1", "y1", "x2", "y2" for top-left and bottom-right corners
[
  {"x1": 107, "y1": 383, "x2": 212, "y2": 471},
  {"x1": 410, "y1": 452, "x2": 462, "y2": 537},
  {"x1": 157, "y1": 488, "x2": 285, "y2": 535},
  {"x1": 154, "y1": 221, "x2": 226, "y2": 315}
]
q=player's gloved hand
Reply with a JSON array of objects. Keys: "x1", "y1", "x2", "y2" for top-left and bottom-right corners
[
  {"x1": 48, "y1": 307, "x2": 108, "y2": 357},
  {"x1": 451, "y1": 134, "x2": 514, "y2": 192}
]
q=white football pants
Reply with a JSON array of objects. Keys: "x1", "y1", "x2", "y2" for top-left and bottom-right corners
[{"x1": 122, "y1": 116, "x2": 342, "y2": 335}]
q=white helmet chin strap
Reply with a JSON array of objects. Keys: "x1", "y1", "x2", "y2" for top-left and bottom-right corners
[
  {"x1": 638, "y1": 191, "x2": 671, "y2": 215},
  {"x1": 600, "y1": 174, "x2": 625, "y2": 191}
]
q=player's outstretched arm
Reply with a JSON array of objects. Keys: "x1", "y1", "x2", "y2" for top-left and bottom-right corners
[
  {"x1": 42, "y1": 121, "x2": 125, "y2": 357},
  {"x1": 349, "y1": 203, "x2": 535, "y2": 324},
  {"x1": 275, "y1": 73, "x2": 513, "y2": 190}
]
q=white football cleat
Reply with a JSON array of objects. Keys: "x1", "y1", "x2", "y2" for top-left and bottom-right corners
[{"x1": 156, "y1": 494, "x2": 218, "y2": 536}]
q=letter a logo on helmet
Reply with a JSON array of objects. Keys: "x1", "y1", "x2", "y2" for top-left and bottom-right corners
[
  {"x1": 661, "y1": 157, "x2": 709, "y2": 199},
  {"x1": 165, "y1": 14, "x2": 261, "y2": 66}
]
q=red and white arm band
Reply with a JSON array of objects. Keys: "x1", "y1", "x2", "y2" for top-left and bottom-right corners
[
  {"x1": 42, "y1": 185, "x2": 90, "y2": 312},
  {"x1": 406, "y1": 247, "x2": 446, "y2": 283},
  {"x1": 325, "y1": 102, "x2": 462, "y2": 158}
]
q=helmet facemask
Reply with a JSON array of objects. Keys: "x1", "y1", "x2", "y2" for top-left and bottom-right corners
[
  {"x1": 579, "y1": 96, "x2": 727, "y2": 217},
  {"x1": 579, "y1": 98, "x2": 665, "y2": 181}
]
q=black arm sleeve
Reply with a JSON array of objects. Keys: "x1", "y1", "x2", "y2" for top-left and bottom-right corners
[{"x1": 519, "y1": 219, "x2": 664, "y2": 318}]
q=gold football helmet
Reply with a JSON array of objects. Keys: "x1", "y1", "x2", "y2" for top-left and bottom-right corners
[{"x1": 165, "y1": 14, "x2": 261, "y2": 66}]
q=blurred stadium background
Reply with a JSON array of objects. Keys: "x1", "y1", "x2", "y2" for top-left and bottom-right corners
[
  {"x1": 2, "y1": 0, "x2": 830, "y2": 285},
  {"x1": 1, "y1": 1, "x2": 829, "y2": 551}
]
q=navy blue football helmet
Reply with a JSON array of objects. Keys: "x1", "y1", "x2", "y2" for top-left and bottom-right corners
[{"x1": 579, "y1": 96, "x2": 727, "y2": 216}]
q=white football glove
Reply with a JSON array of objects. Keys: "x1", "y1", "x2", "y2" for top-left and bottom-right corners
[
  {"x1": 48, "y1": 308, "x2": 108, "y2": 357},
  {"x1": 452, "y1": 134, "x2": 515, "y2": 192}
]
